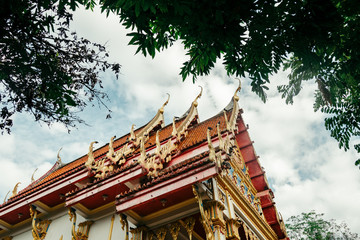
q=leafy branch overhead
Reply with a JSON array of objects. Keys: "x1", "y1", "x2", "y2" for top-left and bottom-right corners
[
  {"x1": 94, "y1": 0, "x2": 359, "y2": 166},
  {"x1": 0, "y1": 0, "x2": 120, "y2": 133}
]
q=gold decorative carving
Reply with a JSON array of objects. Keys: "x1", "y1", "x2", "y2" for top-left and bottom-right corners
[
  {"x1": 108, "y1": 215, "x2": 115, "y2": 240},
  {"x1": 155, "y1": 227, "x2": 167, "y2": 240},
  {"x1": 138, "y1": 137, "x2": 162, "y2": 177},
  {"x1": 171, "y1": 117, "x2": 178, "y2": 137},
  {"x1": 225, "y1": 219, "x2": 241, "y2": 240},
  {"x1": 85, "y1": 141, "x2": 98, "y2": 170},
  {"x1": 148, "y1": 232, "x2": 154, "y2": 240},
  {"x1": 176, "y1": 86, "x2": 202, "y2": 141},
  {"x1": 130, "y1": 124, "x2": 136, "y2": 142},
  {"x1": 156, "y1": 133, "x2": 177, "y2": 163},
  {"x1": 130, "y1": 226, "x2": 148, "y2": 240},
  {"x1": 169, "y1": 222, "x2": 181, "y2": 240},
  {"x1": 207, "y1": 127, "x2": 223, "y2": 169},
  {"x1": 59, "y1": 235, "x2": 63, "y2": 240},
  {"x1": 119, "y1": 213, "x2": 129, "y2": 240},
  {"x1": 207, "y1": 127, "x2": 216, "y2": 163},
  {"x1": 93, "y1": 158, "x2": 112, "y2": 179},
  {"x1": 192, "y1": 185, "x2": 214, "y2": 240},
  {"x1": 11, "y1": 182, "x2": 20, "y2": 198},
  {"x1": 203, "y1": 200, "x2": 226, "y2": 229},
  {"x1": 31, "y1": 168, "x2": 38, "y2": 183},
  {"x1": 30, "y1": 205, "x2": 52, "y2": 240},
  {"x1": 139, "y1": 131, "x2": 177, "y2": 177},
  {"x1": 107, "y1": 136, "x2": 132, "y2": 166},
  {"x1": 68, "y1": 208, "x2": 93, "y2": 240},
  {"x1": 217, "y1": 122, "x2": 224, "y2": 150},
  {"x1": 180, "y1": 217, "x2": 196, "y2": 240}
]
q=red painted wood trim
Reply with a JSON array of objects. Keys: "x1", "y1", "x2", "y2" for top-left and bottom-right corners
[{"x1": 116, "y1": 164, "x2": 218, "y2": 212}]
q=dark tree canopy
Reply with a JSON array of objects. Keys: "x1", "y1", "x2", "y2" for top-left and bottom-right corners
[
  {"x1": 93, "y1": 0, "x2": 359, "y2": 166},
  {"x1": 286, "y1": 211, "x2": 359, "y2": 240},
  {"x1": 0, "y1": 0, "x2": 120, "y2": 133}
]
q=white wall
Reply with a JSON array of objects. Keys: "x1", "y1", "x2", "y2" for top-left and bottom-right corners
[
  {"x1": 9, "y1": 210, "x2": 134, "y2": 240},
  {"x1": 88, "y1": 214, "x2": 131, "y2": 240}
]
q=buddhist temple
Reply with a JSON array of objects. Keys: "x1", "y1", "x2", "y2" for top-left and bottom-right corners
[{"x1": 0, "y1": 82, "x2": 288, "y2": 240}]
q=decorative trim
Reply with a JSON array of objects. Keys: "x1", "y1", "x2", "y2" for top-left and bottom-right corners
[
  {"x1": 30, "y1": 205, "x2": 52, "y2": 240},
  {"x1": 155, "y1": 227, "x2": 167, "y2": 240},
  {"x1": 169, "y1": 222, "x2": 181, "y2": 240},
  {"x1": 130, "y1": 226, "x2": 148, "y2": 240},
  {"x1": 68, "y1": 208, "x2": 93, "y2": 240},
  {"x1": 192, "y1": 185, "x2": 214, "y2": 240},
  {"x1": 119, "y1": 213, "x2": 129, "y2": 240},
  {"x1": 225, "y1": 218, "x2": 241, "y2": 240},
  {"x1": 179, "y1": 217, "x2": 195, "y2": 240}
]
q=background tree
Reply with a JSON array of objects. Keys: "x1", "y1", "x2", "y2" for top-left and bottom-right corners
[
  {"x1": 93, "y1": 0, "x2": 359, "y2": 166},
  {"x1": 286, "y1": 211, "x2": 359, "y2": 240},
  {"x1": 0, "y1": 0, "x2": 120, "y2": 133}
]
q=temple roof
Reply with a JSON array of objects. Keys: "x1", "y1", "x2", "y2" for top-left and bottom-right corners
[{"x1": 0, "y1": 88, "x2": 288, "y2": 239}]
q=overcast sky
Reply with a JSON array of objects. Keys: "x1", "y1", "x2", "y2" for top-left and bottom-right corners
[{"x1": 1, "y1": 6, "x2": 360, "y2": 235}]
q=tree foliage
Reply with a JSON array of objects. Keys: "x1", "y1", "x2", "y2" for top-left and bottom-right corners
[
  {"x1": 91, "y1": 0, "x2": 359, "y2": 166},
  {"x1": 0, "y1": 0, "x2": 120, "y2": 133},
  {"x1": 286, "y1": 211, "x2": 359, "y2": 240}
]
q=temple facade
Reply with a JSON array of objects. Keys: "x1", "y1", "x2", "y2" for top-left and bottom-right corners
[{"x1": 0, "y1": 84, "x2": 288, "y2": 240}]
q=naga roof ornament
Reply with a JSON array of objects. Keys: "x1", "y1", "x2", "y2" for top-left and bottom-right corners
[
  {"x1": 175, "y1": 86, "x2": 202, "y2": 141},
  {"x1": 224, "y1": 79, "x2": 241, "y2": 134},
  {"x1": 31, "y1": 168, "x2": 38, "y2": 183},
  {"x1": 85, "y1": 141, "x2": 98, "y2": 170},
  {"x1": 11, "y1": 182, "x2": 21, "y2": 198},
  {"x1": 56, "y1": 148, "x2": 63, "y2": 165},
  {"x1": 130, "y1": 93, "x2": 170, "y2": 147}
]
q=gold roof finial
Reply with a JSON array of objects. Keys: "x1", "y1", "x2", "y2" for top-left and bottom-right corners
[
  {"x1": 11, "y1": 182, "x2": 21, "y2": 198},
  {"x1": 31, "y1": 168, "x2": 38, "y2": 183},
  {"x1": 159, "y1": 93, "x2": 170, "y2": 113},
  {"x1": 85, "y1": 141, "x2": 98, "y2": 170},
  {"x1": 57, "y1": 147, "x2": 63, "y2": 165},
  {"x1": 234, "y1": 78, "x2": 242, "y2": 101},
  {"x1": 130, "y1": 124, "x2": 136, "y2": 141},
  {"x1": 193, "y1": 86, "x2": 203, "y2": 107},
  {"x1": 3, "y1": 190, "x2": 10, "y2": 204}
]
